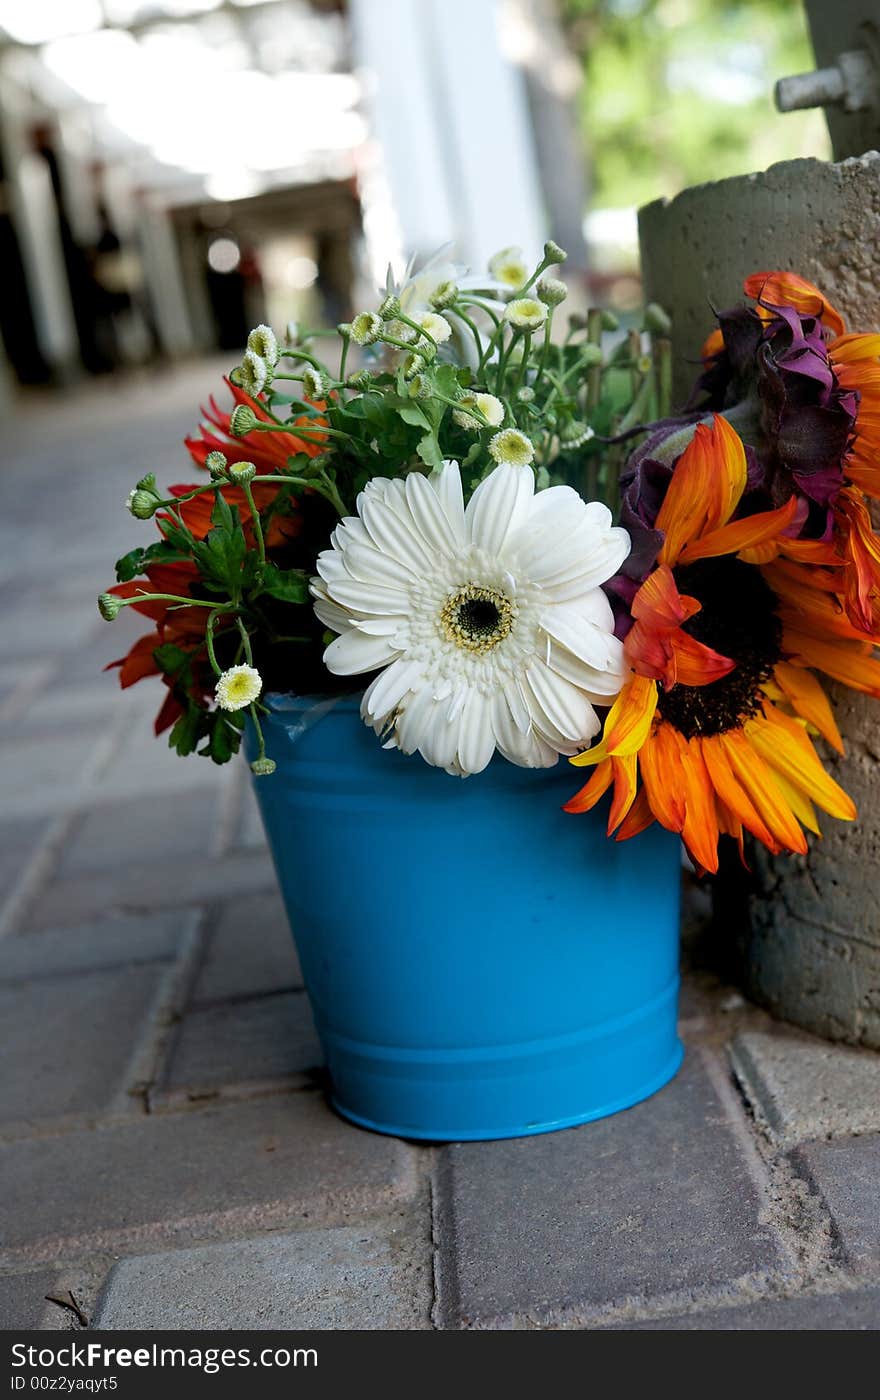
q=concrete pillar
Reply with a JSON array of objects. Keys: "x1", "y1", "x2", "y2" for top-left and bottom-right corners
[{"x1": 638, "y1": 151, "x2": 880, "y2": 1046}]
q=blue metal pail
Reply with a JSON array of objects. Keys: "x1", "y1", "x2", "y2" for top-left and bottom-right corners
[{"x1": 249, "y1": 696, "x2": 683, "y2": 1141}]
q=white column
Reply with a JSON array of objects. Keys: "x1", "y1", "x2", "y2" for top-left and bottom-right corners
[
  {"x1": 349, "y1": 0, "x2": 546, "y2": 277},
  {"x1": 139, "y1": 204, "x2": 196, "y2": 357}
]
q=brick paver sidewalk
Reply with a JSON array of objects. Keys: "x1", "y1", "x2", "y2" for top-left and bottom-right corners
[{"x1": 2, "y1": 367, "x2": 879, "y2": 1331}]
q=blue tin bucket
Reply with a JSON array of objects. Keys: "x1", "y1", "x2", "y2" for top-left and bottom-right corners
[{"x1": 248, "y1": 695, "x2": 683, "y2": 1141}]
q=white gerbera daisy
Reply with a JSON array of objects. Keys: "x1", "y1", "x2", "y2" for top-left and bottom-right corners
[
  {"x1": 310, "y1": 461, "x2": 630, "y2": 777},
  {"x1": 215, "y1": 664, "x2": 262, "y2": 712}
]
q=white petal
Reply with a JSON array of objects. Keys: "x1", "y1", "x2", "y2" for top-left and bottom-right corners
[
  {"x1": 395, "y1": 685, "x2": 440, "y2": 755},
  {"x1": 544, "y1": 640, "x2": 625, "y2": 697},
  {"x1": 405, "y1": 469, "x2": 464, "y2": 552},
  {"x1": 363, "y1": 656, "x2": 424, "y2": 718},
  {"x1": 359, "y1": 493, "x2": 434, "y2": 573},
  {"x1": 523, "y1": 664, "x2": 601, "y2": 745},
  {"x1": 429, "y1": 460, "x2": 466, "y2": 539},
  {"x1": 351, "y1": 616, "x2": 406, "y2": 636},
  {"x1": 322, "y1": 578, "x2": 410, "y2": 615},
  {"x1": 457, "y1": 689, "x2": 495, "y2": 775},
  {"x1": 465, "y1": 463, "x2": 534, "y2": 554},
  {"x1": 310, "y1": 581, "x2": 352, "y2": 634},
  {"x1": 539, "y1": 607, "x2": 623, "y2": 671},
  {"x1": 340, "y1": 541, "x2": 418, "y2": 588},
  {"x1": 324, "y1": 630, "x2": 399, "y2": 676}
]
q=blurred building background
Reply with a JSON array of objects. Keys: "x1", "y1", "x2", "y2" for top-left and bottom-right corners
[{"x1": 0, "y1": 0, "x2": 826, "y2": 408}]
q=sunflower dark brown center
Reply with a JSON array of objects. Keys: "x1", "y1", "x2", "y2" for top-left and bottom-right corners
[
  {"x1": 656, "y1": 557, "x2": 782, "y2": 739},
  {"x1": 440, "y1": 584, "x2": 514, "y2": 654}
]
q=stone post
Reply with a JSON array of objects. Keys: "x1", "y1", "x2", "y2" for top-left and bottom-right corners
[{"x1": 638, "y1": 152, "x2": 880, "y2": 1046}]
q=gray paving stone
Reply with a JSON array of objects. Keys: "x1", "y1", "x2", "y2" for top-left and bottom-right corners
[
  {"x1": 237, "y1": 782, "x2": 268, "y2": 851},
  {"x1": 0, "y1": 964, "x2": 167, "y2": 1124},
  {"x1": 160, "y1": 992, "x2": 322, "y2": 1098},
  {"x1": 24, "y1": 850, "x2": 275, "y2": 931},
  {"x1": 0, "y1": 911, "x2": 194, "y2": 981},
  {"x1": 0, "y1": 732, "x2": 104, "y2": 819},
  {"x1": 792, "y1": 1136, "x2": 880, "y2": 1275},
  {"x1": 58, "y1": 789, "x2": 220, "y2": 875},
  {"x1": 192, "y1": 892, "x2": 301, "y2": 1004},
  {"x1": 0, "y1": 1093, "x2": 418, "y2": 1255},
  {"x1": 93, "y1": 1216, "x2": 432, "y2": 1330},
  {"x1": 0, "y1": 1271, "x2": 57, "y2": 1329},
  {"x1": 0, "y1": 817, "x2": 49, "y2": 901},
  {"x1": 0, "y1": 598, "x2": 98, "y2": 659},
  {"x1": 615, "y1": 1286, "x2": 880, "y2": 1329},
  {"x1": 731, "y1": 1031, "x2": 880, "y2": 1146},
  {"x1": 95, "y1": 714, "x2": 231, "y2": 804},
  {"x1": 434, "y1": 1054, "x2": 784, "y2": 1327}
]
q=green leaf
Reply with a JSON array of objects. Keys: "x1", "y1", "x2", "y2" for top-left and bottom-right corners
[
  {"x1": 396, "y1": 403, "x2": 432, "y2": 431},
  {"x1": 199, "y1": 712, "x2": 243, "y2": 764},
  {"x1": 114, "y1": 540, "x2": 191, "y2": 583},
  {"x1": 416, "y1": 432, "x2": 444, "y2": 469},
  {"x1": 258, "y1": 563, "x2": 310, "y2": 605},
  {"x1": 152, "y1": 642, "x2": 190, "y2": 678},
  {"x1": 211, "y1": 489, "x2": 234, "y2": 534},
  {"x1": 168, "y1": 703, "x2": 206, "y2": 757}
]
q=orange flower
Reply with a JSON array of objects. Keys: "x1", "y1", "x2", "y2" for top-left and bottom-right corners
[{"x1": 567, "y1": 416, "x2": 876, "y2": 872}]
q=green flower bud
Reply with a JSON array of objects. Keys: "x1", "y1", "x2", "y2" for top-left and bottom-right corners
[
  {"x1": 580, "y1": 343, "x2": 603, "y2": 367},
  {"x1": 543, "y1": 239, "x2": 567, "y2": 265},
  {"x1": 228, "y1": 460, "x2": 256, "y2": 484},
  {"x1": 251, "y1": 756, "x2": 277, "y2": 777},
  {"x1": 136, "y1": 472, "x2": 157, "y2": 492},
  {"x1": 560, "y1": 419, "x2": 595, "y2": 449},
  {"x1": 402, "y1": 352, "x2": 425, "y2": 380},
  {"x1": 205, "y1": 450, "x2": 228, "y2": 478},
  {"x1": 378, "y1": 293, "x2": 401, "y2": 320},
  {"x1": 247, "y1": 324, "x2": 279, "y2": 367},
  {"x1": 128, "y1": 489, "x2": 160, "y2": 520},
  {"x1": 98, "y1": 593, "x2": 122, "y2": 621},
  {"x1": 644, "y1": 302, "x2": 672, "y2": 336},
  {"x1": 407, "y1": 373, "x2": 431, "y2": 399},
  {"x1": 302, "y1": 366, "x2": 327, "y2": 400},
  {"x1": 429, "y1": 280, "x2": 458, "y2": 310},
  {"x1": 229, "y1": 404, "x2": 258, "y2": 438},
  {"x1": 536, "y1": 276, "x2": 568, "y2": 306},
  {"x1": 568, "y1": 313, "x2": 588, "y2": 332},
  {"x1": 337, "y1": 322, "x2": 352, "y2": 338},
  {"x1": 601, "y1": 309, "x2": 620, "y2": 331},
  {"x1": 346, "y1": 370, "x2": 374, "y2": 390}
]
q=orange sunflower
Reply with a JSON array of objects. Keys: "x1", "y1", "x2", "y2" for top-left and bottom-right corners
[
  {"x1": 566, "y1": 414, "x2": 880, "y2": 873},
  {"x1": 700, "y1": 271, "x2": 880, "y2": 634}
]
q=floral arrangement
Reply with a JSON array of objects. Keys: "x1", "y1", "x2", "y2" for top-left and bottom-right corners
[{"x1": 99, "y1": 257, "x2": 880, "y2": 874}]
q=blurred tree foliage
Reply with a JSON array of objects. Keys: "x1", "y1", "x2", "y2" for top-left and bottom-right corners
[{"x1": 557, "y1": 0, "x2": 830, "y2": 208}]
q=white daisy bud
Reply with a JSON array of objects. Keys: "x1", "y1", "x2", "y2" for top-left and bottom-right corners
[
  {"x1": 407, "y1": 374, "x2": 431, "y2": 399},
  {"x1": 229, "y1": 404, "x2": 258, "y2": 437},
  {"x1": 537, "y1": 276, "x2": 568, "y2": 307},
  {"x1": 349, "y1": 311, "x2": 383, "y2": 346},
  {"x1": 488, "y1": 246, "x2": 529, "y2": 290},
  {"x1": 228, "y1": 460, "x2": 256, "y2": 484},
  {"x1": 247, "y1": 324, "x2": 278, "y2": 367},
  {"x1": 543, "y1": 238, "x2": 567, "y2": 264},
  {"x1": 98, "y1": 593, "x2": 122, "y2": 621},
  {"x1": 504, "y1": 298, "x2": 547, "y2": 333},
  {"x1": 516, "y1": 386, "x2": 535, "y2": 403},
  {"x1": 238, "y1": 349, "x2": 269, "y2": 397},
  {"x1": 418, "y1": 312, "x2": 452, "y2": 345},
  {"x1": 215, "y1": 664, "x2": 262, "y2": 712},
  {"x1": 453, "y1": 392, "x2": 505, "y2": 432},
  {"x1": 429, "y1": 280, "x2": 458, "y2": 310},
  {"x1": 488, "y1": 428, "x2": 535, "y2": 467},
  {"x1": 205, "y1": 450, "x2": 228, "y2": 478},
  {"x1": 302, "y1": 365, "x2": 327, "y2": 399},
  {"x1": 347, "y1": 370, "x2": 374, "y2": 390},
  {"x1": 251, "y1": 756, "x2": 277, "y2": 777}
]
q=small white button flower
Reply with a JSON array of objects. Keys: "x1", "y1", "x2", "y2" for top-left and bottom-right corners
[
  {"x1": 418, "y1": 312, "x2": 452, "y2": 344},
  {"x1": 488, "y1": 428, "x2": 535, "y2": 467},
  {"x1": 488, "y1": 246, "x2": 529, "y2": 291},
  {"x1": 453, "y1": 392, "x2": 505, "y2": 432},
  {"x1": 311, "y1": 461, "x2": 630, "y2": 776},
  {"x1": 302, "y1": 365, "x2": 327, "y2": 399},
  {"x1": 215, "y1": 664, "x2": 262, "y2": 712},
  {"x1": 504, "y1": 298, "x2": 548, "y2": 333}
]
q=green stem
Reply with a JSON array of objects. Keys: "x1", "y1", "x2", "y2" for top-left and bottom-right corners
[
  {"x1": 249, "y1": 703, "x2": 267, "y2": 763},
  {"x1": 241, "y1": 482, "x2": 265, "y2": 567},
  {"x1": 114, "y1": 592, "x2": 237, "y2": 613},
  {"x1": 236, "y1": 617, "x2": 254, "y2": 666}
]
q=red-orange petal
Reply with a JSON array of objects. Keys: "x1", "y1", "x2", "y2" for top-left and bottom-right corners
[{"x1": 743, "y1": 271, "x2": 846, "y2": 336}]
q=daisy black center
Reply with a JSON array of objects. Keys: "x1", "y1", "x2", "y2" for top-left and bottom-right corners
[
  {"x1": 440, "y1": 584, "x2": 514, "y2": 654},
  {"x1": 656, "y1": 557, "x2": 782, "y2": 739}
]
